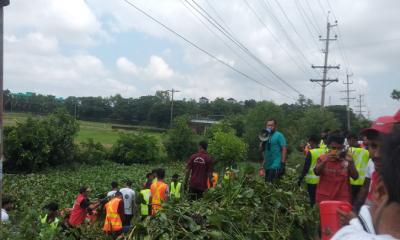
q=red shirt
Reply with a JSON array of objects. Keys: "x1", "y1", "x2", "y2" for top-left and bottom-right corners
[
  {"x1": 69, "y1": 194, "x2": 88, "y2": 226},
  {"x1": 316, "y1": 155, "x2": 351, "y2": 203},
  {"x1": 187, "y1": 150, "x2": 213, "y2": 191},
  {"x1": 367, "y1": 171, "x2": 379, "y2": 201}
]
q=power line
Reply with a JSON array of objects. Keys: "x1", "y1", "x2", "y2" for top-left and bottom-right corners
[
  {"x1": 180, "y1": 0, "x2": 290, "y2": 97},
  {"x1": 294, "y1": 0, "x2": 320, "y2": 46},
  {"x1": 303, "y1": 0, "x2": 323, "y2": 34},
  {"x1": 122, "y1": 0, "x2": 297, "y2": 100},
  {"x1": 244, "y1": 0, "x2": 311, "y2": 77},
  {"x1": 296, "y1": 0, "x2": 321, "y2": 35},
  {"x1": 189, "y1": 0, "x2": 303, "y2": 96}
]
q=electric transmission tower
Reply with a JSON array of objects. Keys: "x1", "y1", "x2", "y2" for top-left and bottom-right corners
[{"x1": 341, "y1": 73, "x2": 355, "y2": 131}]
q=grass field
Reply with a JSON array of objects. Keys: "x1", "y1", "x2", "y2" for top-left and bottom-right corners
[{"x1": 4, "y1": 112, "x2": 164, "y2": 147}]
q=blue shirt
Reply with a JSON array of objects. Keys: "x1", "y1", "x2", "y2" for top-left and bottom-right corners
[{"x1": 263, "y1": 131, "x2": 287, "y2": 170}]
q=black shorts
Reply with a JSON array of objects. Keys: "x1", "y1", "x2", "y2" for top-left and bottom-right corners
[
  {"x1": 265, "y1": 169, "x2": 281, "y2": 182},
  {"x1": 189, "y1": 187, "x2": 204, "y2": 200}
]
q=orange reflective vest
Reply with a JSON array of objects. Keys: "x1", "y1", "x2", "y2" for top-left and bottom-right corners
[
  {"x1": 150, "y1": 181, "x2": 168, "y2": 215},
  {"x1": 207, "y1": 172, "x2": 218, "y2": 188},
  {"x1": 103, "y1": 198, "x2": 123, "y2": 232}
]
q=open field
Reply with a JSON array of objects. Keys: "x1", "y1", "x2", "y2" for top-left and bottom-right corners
[{"x1": 4, "y1": 112, "x2": 164, "y2": 147}]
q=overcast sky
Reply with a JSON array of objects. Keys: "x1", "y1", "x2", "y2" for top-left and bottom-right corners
[{"x1": 4, "y1": 0, "x2": 400, "y2": 119}]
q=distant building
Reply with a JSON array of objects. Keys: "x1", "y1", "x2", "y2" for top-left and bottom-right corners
[
  {"x1": 227, "y1": 97, "x2": 236, "y2": 103},
  {"x1": 189, "y1": 118, "x2": 219, "y2": 134},
  {"x1": 199, "y1": 97, "x2": 209, "y2": 104}
]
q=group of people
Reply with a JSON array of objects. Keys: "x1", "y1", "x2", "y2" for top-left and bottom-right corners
[{"x1": 296, "y1": 111, "x2": 400, "y2": 239}]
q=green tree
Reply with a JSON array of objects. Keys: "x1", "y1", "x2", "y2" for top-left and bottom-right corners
[
  {"x1": 298, "y1": 107, "x2": 341, "y2": 140},
  {"x1": 164, "y1": 116, "x2": 197, "y2": 161},
  {"x1": 208, "y1": 131, "x2": 247, "y2": 170}
]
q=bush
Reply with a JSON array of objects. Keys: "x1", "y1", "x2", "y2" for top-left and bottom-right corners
[
  {"x1": 204, "y1": 122, "x2": 236, "y2": 140},
  {"x1": 208, "y1": 131, "x2": 247, "y2": 170},
  {"x1": 4, "y1": 111, "x2": 79, "y2": 173},
  {"x1": 164, "y1": 117, "x2": 197, "y2": 161},
  {"x1": 77, "y1": 138, "x2": 108, "y2": 164},
  {"x1": 110, "y1": 133, "x2": 160, "y2": 164}
]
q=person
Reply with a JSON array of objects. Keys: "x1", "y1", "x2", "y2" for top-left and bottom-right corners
[
  {"x1": 138, "y1": 184, "x2": 151, "y2": 219},
  {"x1": 170, "y1": 174, "x2": 182, "y2": 200},
  {"x1": 103, "y1": 191, "x2": 124, "y2": 239},
  {"x1": 260, "y1": 119, "x2": 287, "y2": 182},
  {"x1": 151, "y1": 169, "x2": 158, "y2": 184},
  {"x1": 347, "y1": 133, "x2": 370, "y2": 205},
  {"x1": 69, "y1": 186, "x2": 95, "y2": 227},
  {"x1": 39, "y1": 202, "x2": 61, "y2": 238},
  {"x1": 150, "y1": 168, "x2": 169, "y2": 215},
  {"x1": 319, "y1": 129, "x2": 329, "y2": 150},
  {"x1": 119, "y1": 179, "x2": 135, "y2": 227},
  {"x1": 298, "y1": 134, "x2": 325, "y2": 206},
  {"x1": 314, "y1": 134, "x2": 359, "y2": 204},
  {"x1": 1, "y1": 195, "x2": 13, "y2": 223},
  {"x1": 185, "y1": 140, "x2": 213, "y2": 200},
  {"x1": 207, "y1": 172, "x2": 219, "y2": 188},
  {"x1": 143, "y1": 172, "x2": 154, "y2": 189},
  {"x1": 107, "y1": 181, "x2": 119, "y2": 198},
  {"x1": 353, "y1": 113, "x2": 400, "y2": 211},
  {"x1": 332, "y1": 124, "x2": 400, "y2": 239}
]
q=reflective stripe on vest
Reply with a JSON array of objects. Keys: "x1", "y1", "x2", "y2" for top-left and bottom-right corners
[
  {"x1": 170, "y1": 182, "x2": 181, "y2": 199},
  {"x1": 140, "y1": 189, "x2": 151, "y2": 216},
  {"x1": 305, "y1": 148, "x2": 326, "y2": 184},
  {"x1": 103, "y1": 198, "x2": 122, "y2": 232},
  {"x1": 350, "y1": 147, "x2": 370, "y2": 185}
]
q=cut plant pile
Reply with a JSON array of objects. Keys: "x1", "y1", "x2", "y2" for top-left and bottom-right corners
[{"x1": 129, "y1": 169, "x2": 318, "y2": 240}]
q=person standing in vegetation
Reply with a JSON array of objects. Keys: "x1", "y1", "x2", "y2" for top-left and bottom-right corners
[
  {"x1": 170, "y1": 174, "x2": 182, "y2": 200},
  {"x1": 103, "y1": 191, "x2": 124, "y2": 239},
  {"x1": 1, "y1": 196, "x2": 13, "y2": 223},
  {"x1": 138, "y1": 184, "x2": 151, "y2": 219},
  {"x1": 346, "y1": 133, "x2": 370, "y2": 205},
  {"x1": 185, "y1": 140, "x2": 213, "y2": 200},
  {"x1": 150, "y1": 168, "x2": 169, "y2": 215},
  {"x1": 260, "y1": 119, "x2": 287, "y2": 182},
  {"x1": 143, "y1": 172, "x2": 154, "y2": 188},
  {"x1": 69, "y1": 187, "x2": 94, "y2": 227},
  {"x1": 333, "y1": 124, "x2": 400, "y2": 239},
  {"x1": 298, "y1": 134, "x2": 325, "y2": 206},
  {"x1": 107, "y1": 181, "x2": 119, "y2": 198},
  {"x1": 119, "y1": 180, "x2": 135, "y2": 227},
  {"x1": 314, "y1": 134, "x2": 359, "y2": 203}
]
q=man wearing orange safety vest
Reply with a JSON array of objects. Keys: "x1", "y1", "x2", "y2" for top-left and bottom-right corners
[
  {"x1": 103, "y1": 191, "x2": 124, "y2": 238},
  {"x1": 207, "y1": 172, "x2": 218, "y2": 188},
  {"x1": 150, "y1": 168, "x2": 169, "y2": 215}
]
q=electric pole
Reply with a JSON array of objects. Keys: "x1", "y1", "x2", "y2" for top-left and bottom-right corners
[
  {"x1": 340, "y1": 73, "x2": 355, "y2": 131},
  {"x1": 166, "y1": 89, "x2": 180, "y2": 128},
  {"x1": 355, "y1": 94, "x2": 366, "y2": 117},
  {"x1": 0, "y1": 0, "x2": 10, "y2": 228},
  {"x1": 310, "y1": 20, "x2": 340, "y2": 108}
]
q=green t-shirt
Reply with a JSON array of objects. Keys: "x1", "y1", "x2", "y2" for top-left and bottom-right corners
[{"x1": 263, "y1": 131, "x2": 287, "y2": 170}]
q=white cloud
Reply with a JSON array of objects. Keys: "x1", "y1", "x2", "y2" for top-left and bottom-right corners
[
  {"x1": 146, "y1": 55, "x2": 174, "y2": 79},
  {"x1": 116, "y1": 57, "x2": 138, "y2": 75},
  {"x1": 116, "y1": 55, "x2": 174, "y2": 80}
]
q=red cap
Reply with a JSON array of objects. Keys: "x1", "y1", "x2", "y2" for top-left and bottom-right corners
[{"x1": 362, "y1": 110, "x2": 400, "y2": 136}]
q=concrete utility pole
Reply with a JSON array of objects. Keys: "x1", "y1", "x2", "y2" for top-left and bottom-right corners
[
  {"x1": 0, "y1": 0, "x2": 10, "y2": 228},
  {"x1": 341, "y1": 73, "x2": 355, "y2": 131},
  {"x1": 355, "y1": 94, "x2": 366, "y2": 117},
  {"x1": 166, "y1": 89, "x2": 180, "y2": 128},
  {"x1": 310, "y1": 20, "x2": 340, "y2": 108}
]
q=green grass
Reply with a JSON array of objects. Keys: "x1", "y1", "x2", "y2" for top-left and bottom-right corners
[{"x1": 4, "y1": 112, "x2": 164, "y2": 147}]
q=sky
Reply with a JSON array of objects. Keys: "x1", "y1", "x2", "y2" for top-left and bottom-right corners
[{"x1": 3, "y1": 0, "x2": 400, "y2": 119}]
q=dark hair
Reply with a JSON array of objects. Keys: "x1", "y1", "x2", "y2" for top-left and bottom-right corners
[
  {"x1": 327, "y1": 134, "x2": 345, "y2": 145},
  {"x1": 199, "y1": 140, "x2": 208, "y2": 150},
  {"x1": 115, "y1": 191, "x2": 123, "y2": 197},
  {"x1": 125, "y1": 179, "x2": 132, "y2": 187},
  {"x1": 156, "y1": 168, "x2": 165, "y2": 179},
  {"x1": 146, "y1": 173, "x2": 152, "y2": 178},
  {"x1": 2, "y1": 195, "x2": 13, "y2": 207},
  {"x1": 308, "y1": 134, "x2": 320, "y2": 144},
  {"x1": 43, "y1": 202, "x2": 59, "y2": 212},
  {"x1": 151, "y1": 169, "x2": 157, "y2": 174},
  {"x1": 79, "y1": 186, "x2": 88, "y2": 194},
  {"x1": 172, "y1": 174, "x2": 179, "y2": 179},
  {"x1": 346, "y1": 132, "x2": 357, "y2": 140},
  {"x1": 267, "y1": 119, "x2": 277, "y2": 125},
  {"x1": 111, "y1": 181, "x2": 118, "y2": 189},
  {"x1": 379, "y1": 125, "x2": 400, "y2": 203}
]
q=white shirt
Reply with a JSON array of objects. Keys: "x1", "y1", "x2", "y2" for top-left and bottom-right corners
[
  {"x1": 1, "y1": 208, "x2": 9, "y2": 222},
  {"x1": 365, "y1": 159, "x2": 375, "y2": 179},
  {"x1": 120, "y1": 187, "x2": 135, "y2": 215},
  {"x1": 107, "y1": 190, "x2": 117, "y2": 198},
  {"x1": 332, "y1": 205, "x2": 397, "y2": 240}
]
